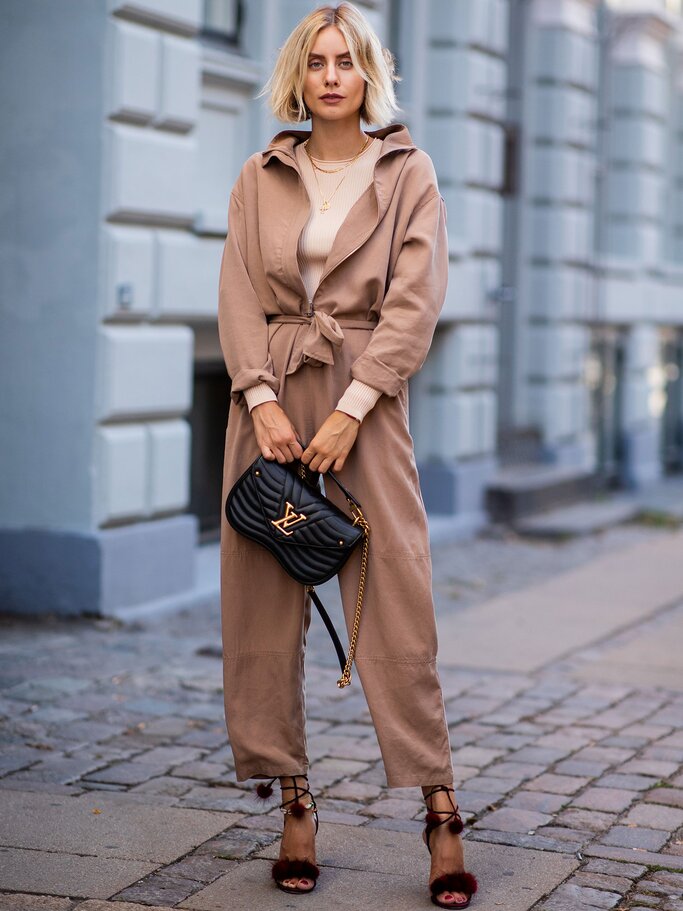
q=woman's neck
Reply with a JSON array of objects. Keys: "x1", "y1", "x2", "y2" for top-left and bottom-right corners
[{"x1": 305, "y1": 118, "x2": 368, "y2": 161}]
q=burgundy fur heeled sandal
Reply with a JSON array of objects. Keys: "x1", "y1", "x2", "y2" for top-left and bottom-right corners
[
  {"x1": 255, "y1": 775, "x2": 320, "y2": 895},
  {"x1": 423, "y1": 785, "x2": 478, "y2": 909}
]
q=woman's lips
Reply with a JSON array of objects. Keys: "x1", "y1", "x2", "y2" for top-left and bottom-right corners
[{"x1": 321, "y1": 96, "x2": 343, "y2": 103}]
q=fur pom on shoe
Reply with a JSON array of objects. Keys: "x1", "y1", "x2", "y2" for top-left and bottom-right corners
[
  {"x1": 255, "y1": 777, "x2": 276, "y2": 799},
  {"x1": 272, "y1": 858, "x2": 320, "y2": 894},
  {"x1": 425, "y1": 809, "x2": 464, "y2": 835},
  {"x1": 288, "y1": 801, "x2": 307, "y2": 819},
  {"x1": 430, "y1": 872, "x2": 478, "y2": 909},
  {"x1": 272, "y1": 858, "x2": 320, "y2": 882}
]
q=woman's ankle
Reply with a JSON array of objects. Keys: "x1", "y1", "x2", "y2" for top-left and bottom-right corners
[
  {"x1": 422, "y1": 783, "x2": 456, "y2": 808},
  {"x1": 279, "y1": 775, "x2": 309, "y2": 799},
  {"x1": 279, "y1": 774, "x2": 307, "y2": 786}
]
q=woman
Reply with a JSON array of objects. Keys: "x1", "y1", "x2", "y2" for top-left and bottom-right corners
[{"x1": 217, "y1": 3, "x2": 477, "y2": 907}]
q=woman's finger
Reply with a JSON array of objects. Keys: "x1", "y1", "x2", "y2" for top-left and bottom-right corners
[{"x1": 318, "y1": 455, "x2": 334, "y2": 474}]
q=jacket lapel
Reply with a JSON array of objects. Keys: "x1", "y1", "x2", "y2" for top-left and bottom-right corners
[{"x1": 261, "y1": 124, "x2": 416, "y2": 302}]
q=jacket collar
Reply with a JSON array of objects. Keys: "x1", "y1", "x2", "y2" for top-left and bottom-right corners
[
  {"x1": 260, "y1": 121, "x2": 416, "y2": 169},
  {"x1": 259, "y1": 122, "x2": 417, "y2": 303}
]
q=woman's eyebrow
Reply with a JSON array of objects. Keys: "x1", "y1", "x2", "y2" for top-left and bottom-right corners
[{"x1": 308, "y1": 52, "x2": 351, "y2": 59}]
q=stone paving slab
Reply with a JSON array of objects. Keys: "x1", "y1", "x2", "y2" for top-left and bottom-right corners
[
  {"x1": 533, "y1": 880, "x2": 623, "y2": 910},
  {"x1": 182, "y1": 859, "x2": 432, "y2": 911},
  {"x1": 0, "y1": 788, "x2": 239, "y2": 864},
  {"x1": 584, "y1": 843, "x2": 683, "y2": 872},
  {"x1": 74, "y1": 904, "x2": 177, "y2": 911},
  {"x1": 181, "y1": 839, "x2": 578, "y2": 911},
  {"x1": 436, "y1": 530, "x2": 683, "y2": 673},
  {"x1": 0, "y1": 845, "x2": 156, "y2": 899},
  {"x1": 569, "y1": 605, "x2": 683, "y2": 689},
  {"x1": 0, "y1": 892, "x2": 75, "y2": 911},
  {"x1": 0, "y1": 895, "x2": 73, "y2": 911}
]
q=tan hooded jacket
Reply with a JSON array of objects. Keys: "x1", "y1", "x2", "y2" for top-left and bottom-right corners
[{"x1": 217, "y1": 122, "x2": 449, "y2": 409}]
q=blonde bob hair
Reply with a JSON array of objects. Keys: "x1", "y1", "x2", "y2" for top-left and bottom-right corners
[{"x1": 256, "y1": 2, "x2": 402, "y2": 126}]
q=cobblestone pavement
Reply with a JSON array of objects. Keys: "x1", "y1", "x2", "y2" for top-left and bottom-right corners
[{"x1": 1, "y1": 519, "x2": 683, "y2": 910}]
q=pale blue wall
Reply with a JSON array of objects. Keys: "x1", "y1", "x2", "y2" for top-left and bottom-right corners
[{"x1": 0, "y1": 0, "x2": 106, "y2": 531}]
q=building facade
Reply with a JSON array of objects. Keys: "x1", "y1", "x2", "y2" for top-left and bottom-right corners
[{"x1": 1, "y1": 0, "x2": 682, "y2": 616}]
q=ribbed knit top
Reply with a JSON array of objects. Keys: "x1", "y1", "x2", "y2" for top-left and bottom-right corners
[
  {"x1": 295, "y1": 135, "x2": 382, "y2": 304},
  {"x1": 242, "y1": 135, "x2": 384, "y2": 422}
]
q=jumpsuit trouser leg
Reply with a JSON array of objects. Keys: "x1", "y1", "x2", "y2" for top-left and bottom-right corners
[{"x1": 220, "y1": 320, "x2": 454, "y2": 788}]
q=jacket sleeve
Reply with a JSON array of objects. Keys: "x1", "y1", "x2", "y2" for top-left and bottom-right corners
[
  {"x1": 218, "y1": 188, "x2": 280, "y2": 408},
  {"x1": 335, "y1": 378, "x2": 383, "y2": 422},
  {"x1": 349, "y1": 189, "x2": 449, "y2": 397}
]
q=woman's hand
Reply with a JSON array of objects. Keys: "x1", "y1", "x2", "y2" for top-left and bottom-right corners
[
  {"x1": 301, "y1": 410, "x2": 360, "y2": 474},
  {"x1": 250, "y1": 401, "x2": 303, "y2": 463}
]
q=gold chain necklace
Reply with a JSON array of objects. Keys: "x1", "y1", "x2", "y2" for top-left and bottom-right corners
[
  {"x1": 304, "y1": 135, "x2": 371, "y2": 173},
  {"x1": 303, "y1": 135, "x2": 372, "y2": 213}
]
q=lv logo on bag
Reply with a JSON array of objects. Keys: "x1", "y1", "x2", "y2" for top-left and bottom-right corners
[{"x1": 271, "y1": 501, "x2": 308, "y2": 536}]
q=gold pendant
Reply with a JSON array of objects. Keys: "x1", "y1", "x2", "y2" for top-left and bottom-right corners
[{"x1": 320, "y1": 200, "x2": 329, "y2": 212}]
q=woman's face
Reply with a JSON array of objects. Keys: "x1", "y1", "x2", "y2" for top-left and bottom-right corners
[{"x1": 302, "y1": 25, "x2": 366, "y2": 123}]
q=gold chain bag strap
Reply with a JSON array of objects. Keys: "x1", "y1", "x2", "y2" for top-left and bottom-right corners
[
  {"x1": 225, "y1": 438, "x2": 371, "y2": 689},
  {"x1": 298, "y1": 458, "x2": 371, "y2": 688}
]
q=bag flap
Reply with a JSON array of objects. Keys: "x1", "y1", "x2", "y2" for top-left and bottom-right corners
[{"x1": 251, "y1": 459, "x2": 362, "y2": 549}]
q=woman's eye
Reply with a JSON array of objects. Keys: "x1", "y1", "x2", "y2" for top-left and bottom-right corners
[{"x1": 308, "y1": 60, "x2": 353, "y2": 69}]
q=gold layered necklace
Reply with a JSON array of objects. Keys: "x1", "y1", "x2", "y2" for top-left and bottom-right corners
[{"x1": 303, "y1": 134, "x2": 372, "y2": 213}]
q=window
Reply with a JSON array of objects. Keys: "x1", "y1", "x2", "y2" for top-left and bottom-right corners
[{"x1": 202, "y1": 0, "x2": 243, "y2": 45}]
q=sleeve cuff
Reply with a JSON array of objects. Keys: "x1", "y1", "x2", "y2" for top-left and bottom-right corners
[
  {"x1": 243, "y1": 382, "x2": 279, "y2": 412},
  {"x1": 335, "y1": 379, "x2": 383, "y2": 423}
]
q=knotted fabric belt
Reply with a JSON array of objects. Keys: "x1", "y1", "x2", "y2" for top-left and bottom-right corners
[{"x1": 267, "y1": 312, "x2": 377, "y2": 377}]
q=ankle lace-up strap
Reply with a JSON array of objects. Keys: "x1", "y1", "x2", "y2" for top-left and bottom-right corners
[
  {"x1": 424, "y1": 785, "x2": 464, "y2": 847},
  {"x1": 255, "y1": 775, "x2": 319, "y2": 835},
  {"x1": 280, "y1": 775, "x2": 319, "y2": 835}
]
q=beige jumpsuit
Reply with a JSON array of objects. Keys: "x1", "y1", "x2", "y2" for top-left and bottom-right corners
[{"x1": 218, "y1": 123, "x2": 454, "y2": 789}]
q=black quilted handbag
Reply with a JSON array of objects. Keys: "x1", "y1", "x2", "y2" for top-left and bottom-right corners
[{"x1": 225, "y1": 439, "x2": 370, "y2": 688}]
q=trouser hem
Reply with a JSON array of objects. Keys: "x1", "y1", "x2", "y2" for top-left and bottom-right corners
[
  {"x1": 235, "y1": 765, "x2": 310, "y2": 783},
  {"x1": 385, "y1": 773, "x2": 455, "y2": 789}
]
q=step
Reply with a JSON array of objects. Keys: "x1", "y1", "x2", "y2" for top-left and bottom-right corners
[
  {"x1": 514, "y1": 494, "x2": 640, "y2": 538},
  {"x1": 485, "y1": 463, "x2": 598, "y2": 523},
  {"x1": 635, "y1": 476, "x2": 683, "y2": 521}
]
